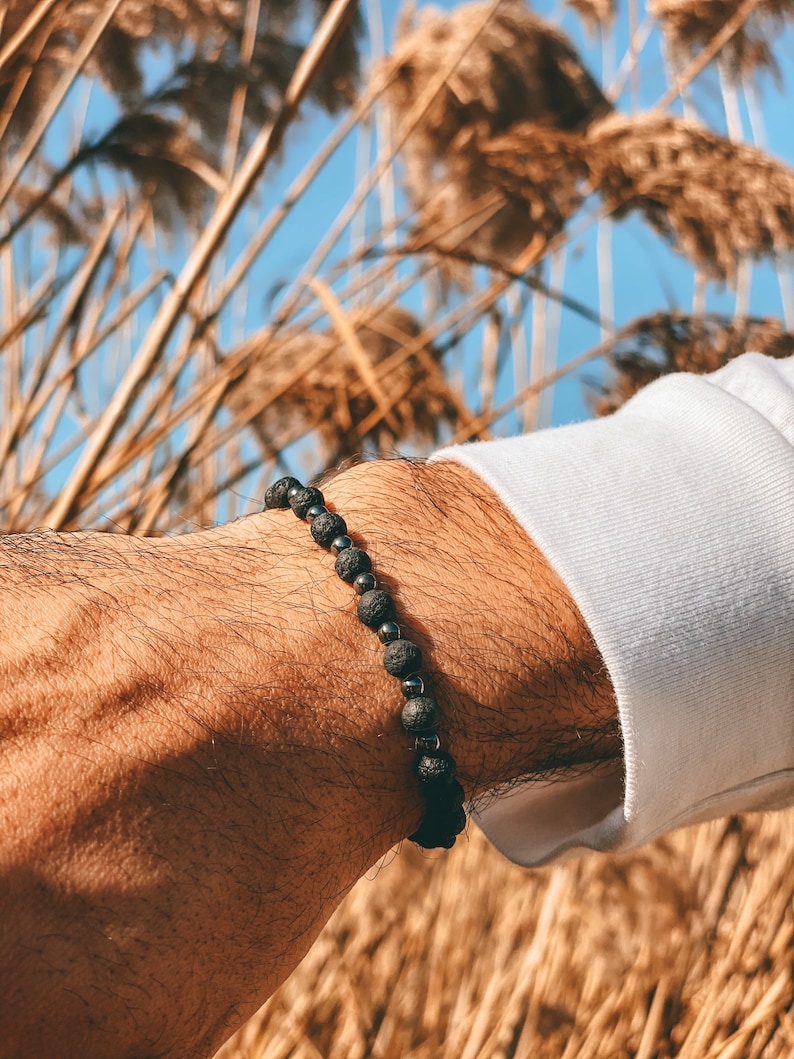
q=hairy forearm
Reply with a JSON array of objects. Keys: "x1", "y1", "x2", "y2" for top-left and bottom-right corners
[{"x1": 0, "y1": 460, "x2": 617, "y2": 1057}]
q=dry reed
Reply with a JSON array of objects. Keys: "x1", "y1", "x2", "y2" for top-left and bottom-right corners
[
  {"x1": 586, "y1": 112, "x2": 794, "y2": 281},
  {"x1": 224, "y1": 305, "x2": 459, "y2": 463},
  {"x1": 216, "y1": 810, "x2": 794, "y2": 1058},
  {"x1": 479, "y1": 112, "x2": 794, "y2": 283},
  {"x1": 594, "y1": 311, "x2": 794, "y2": 412},
  {"x1": 379, "y1": 0, "x2": 610, "y2": 269},
  {"x1": 651, "y1": 0, "x2": 794, "y2": 77},
  {"x1": 0, "y1": 0, "x2": 360, "y2": 231},
  {"x1": 566, "y1": 0, "x2": 616, "y2": 32}
]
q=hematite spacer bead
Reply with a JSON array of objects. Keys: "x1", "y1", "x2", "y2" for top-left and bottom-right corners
[
  {"x1": 305, "y1": 504, "x2": 328, "y2": 522},
  {"x1": 356, "y1": 589, "x2": 395, "y2": 629},
  {"x1": 377, "y1": 621, "x2": 401, "y2": 644},
  {"x1": 401, "y1": 675, "x2": 425, "y2": 698},
  {"x1": 354, "y1": 572, "x2": 377, "y2": 595},
  {"x1": 331, "y1": 535, "x2": 353, "y2": 555},
  {"x1": 416, "y1": 750, "x2": 456, "y2": 785},
  {"x1": 335, "y1": 548, "x2": 372, "y2": 583},
  {"x1": 264, "y1": 476, "x2": 302, "y2": 510},
  {"x1": 383, "y1": 639, "x2": 422, "y2": 678},
  {"x1": 310, "y1": 512, "x2": 347, "y2": 547},
  {"x1": 401, "y1": 695, "x2": 439, "y2": 732},
  {"x1": 289, "y1": 486, "x2": 325, "y2": 519},
  {"x1": 415, "y1": 732, "x2": 441, "y2": 752}
]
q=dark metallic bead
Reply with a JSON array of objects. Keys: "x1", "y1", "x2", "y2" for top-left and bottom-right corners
[
  {"x1": 264, "y1": 476, "x2": 302, "y2": 510},
  {"x1": 310, "y1": 512, "x2": 347, "y2": 547},
  {"x1": 401, "y1": 695, "x2": 439, "y2": 733},
  {"x1": 414, "y1": 732, "x2": 441, "y2": 752},
  {"x1": 331, "y1": 535, "x2": 353, "y2": 555},
  {"x1": 401, "y1": 675, "x2": 425, "y2": 698},
  {"x1": 415, "y1": 750, "x2": 456, "y2": 785},
  {"x1": 383, "y1": 639, "x2": 422, "y2": 678},
  {"x1": 335, "y1": 548, "x2": 372, "y2": 583},
  {"x1": 356, "y1": 589, "x2": 395, "y2": 629},
  {"x1": 289, "y1": 486, "x2": 324, "y2": 519},
  {"x1": 305, "y1": 504, "x2": 328, "y2": 523},
  {"x1": 353, "y1": 572, "x2": 377, "y2": 595},
  {"x1": 377, "y1": 621, "x2": 401, "y2": 644},
  {"x1": 287, "y1": 484, "x2": 301, "y2": 500}
]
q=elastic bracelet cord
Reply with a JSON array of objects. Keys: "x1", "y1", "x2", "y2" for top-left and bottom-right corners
[{"x1": 264, "y1": 476, "x2": 467, "y2": 850}]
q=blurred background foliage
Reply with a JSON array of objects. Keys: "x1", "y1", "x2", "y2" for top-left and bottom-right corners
[
  {"x1": 2, "y1": 0, "x2": 793, "y2": 535},
  {"x1": 3, "y1": 6, "x2": 794, "y2": 1053}
]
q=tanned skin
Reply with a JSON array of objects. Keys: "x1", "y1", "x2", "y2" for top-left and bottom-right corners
[{"x1": 0, "y1": 461, "x2": 618, "y2": 1058}]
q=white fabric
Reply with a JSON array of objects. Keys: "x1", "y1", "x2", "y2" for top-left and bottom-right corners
[{"x1": 435, "y1": 353, "x2": 794, "y2": 866}]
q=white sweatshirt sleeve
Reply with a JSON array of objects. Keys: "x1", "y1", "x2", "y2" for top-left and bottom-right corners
[{"x1": 435, "y1": 353, "x2": 794, "y2": 867}]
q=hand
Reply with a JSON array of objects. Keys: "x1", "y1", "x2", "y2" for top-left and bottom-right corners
[{"x1": 0, "y1": 461, "x2": 617, "y2": 1057}]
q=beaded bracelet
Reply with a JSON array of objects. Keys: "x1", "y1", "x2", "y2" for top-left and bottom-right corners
[{"x1": 264, "y1": 476, "x2": 467, "y2": 850}]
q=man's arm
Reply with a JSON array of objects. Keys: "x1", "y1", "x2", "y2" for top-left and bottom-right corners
[{"x1": 0, "y1": 460, "x2": 617, "y2": 1059}]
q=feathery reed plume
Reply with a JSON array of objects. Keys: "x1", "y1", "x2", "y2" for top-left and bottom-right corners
[
  {"x1": 225, "y1": 306, "x2": 457, "y2": 462},
  {"x1": 596, "y1": 311, "x2": 794, "y2": 412},
  {"x1": 473, "y1": 112, "x2": 794, "y2": 281},
  {"x1": 650, "y1": 0, "x2": 794, "y2": 77},
  {"x1": 0, "y1": 0, "x2": 360, "y2": 230},
  {"x1": 9, "y1": 183, "x2": 88, "y2": 245},
  {"x1": 565, "y1": 0, "x2": 616, "y2": 31},
  {"x1": 379, "y1": 0, "x2": 610, "y2": 269},
  {"x1": 476, "y1": 123, "x2": 588, "y2": 246},
  {"x1": 586, "y1": 112, "x2": 794, "y2": 281},
  {"x1": 77, "y1": 112, "x2": 216, "y2": 229}
]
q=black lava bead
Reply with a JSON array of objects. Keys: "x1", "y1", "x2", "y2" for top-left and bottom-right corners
[
  {"x1": 289, "y1": 486, "x2": 324, "y2": 519},
  {"x1": 310, "y1": 512, "x2": 347, "y2": 547},
  {"x1": 354, "y1": 572, "x2": 377, "y2": 595},
  {"x1": 437, "y1": 779, "x2": 466, "y2": 813},
  {"x1": 264, "y1": 476, "x2": 302, "y2": 509},
  {"x1": 356, "y1": 589, "x2": 395, "y2": 628},
  {"x1": 383, "y1": 639, "x2": 423, "y2": 678},
  {"x1": 409, "y1": 798, "x2": 466, "y2": 848},
  {"x1": 415, "y1": 750, "x2": 456, "y2": 785},
  {"x1": 409, "y1": 820, "x2": 457, "y2": 850},
  {"x1": 401, "y1": 675, "x2": 425, "y2": 698},
  {"x1": 335, "y1": 548, "x2": 372, "y2": 583},
  {"x1": 401, "y1": 696, "x2": 439, "y2": 733}
]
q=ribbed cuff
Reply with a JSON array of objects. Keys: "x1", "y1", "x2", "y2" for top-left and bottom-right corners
[{"x1": 434, "y1": 356, "x2": 794, "y2": 865}]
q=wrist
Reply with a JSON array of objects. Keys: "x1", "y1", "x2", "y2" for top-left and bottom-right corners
[{"x1": 319, "y1": 459, "x2": 620, "y2": 800}]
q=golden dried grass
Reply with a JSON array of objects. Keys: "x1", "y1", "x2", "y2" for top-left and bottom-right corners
[
  {"x1": 565, "y1": 0, "x2": 616, "y2": 31},
  {"x1": 651, "y1": 0, "x2": 794, "y2": 76},
  {"x1": 0, "y1": 0, "x2": 360, "y2": 230},
  {"x1": 477, "y1": 112, "x2": 794, "y2": 283},
  {"x1": 594, "y1": 311, "x2": 794, "y2": 412},
  {"x1": 378, "y1": 0, "x2": 610, "y2": 269},
  {"x1": 586, "y1": 113, "x2": 794, "y2": 282},
  {"x1": 225, "y1": 305, "x2": 459, "y2": 463},
  {"x1": 217, "y1": 810, "x2": 794, "y2": 1058}
]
